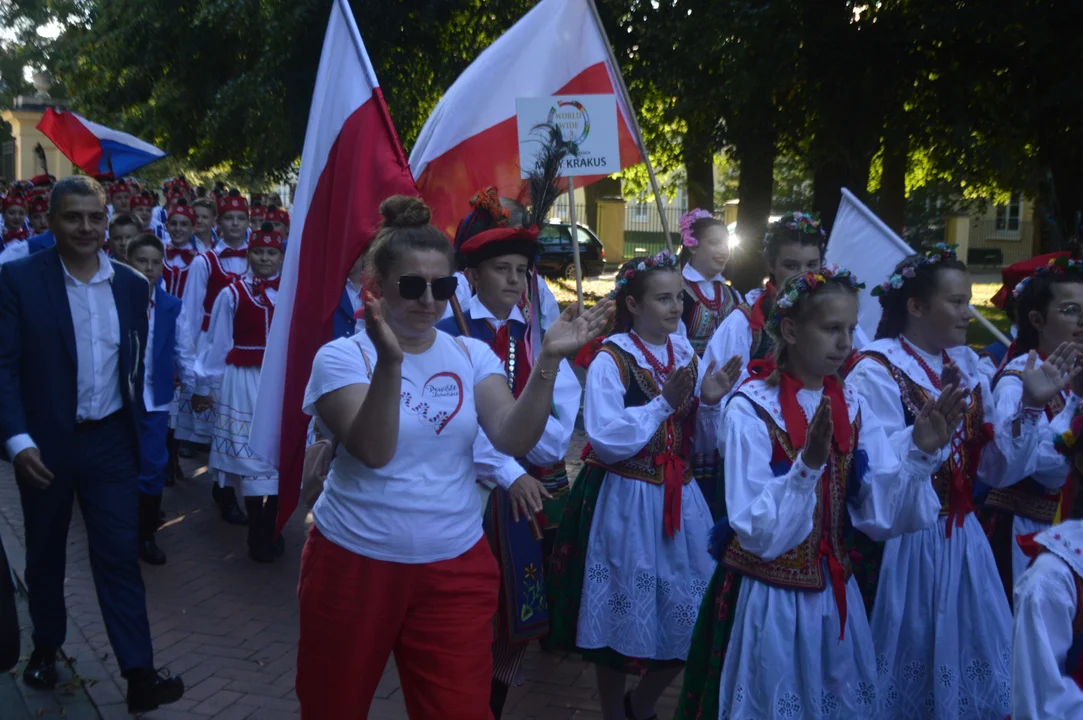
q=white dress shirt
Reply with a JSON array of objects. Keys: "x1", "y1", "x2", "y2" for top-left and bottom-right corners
[{"x1": 5, "y1": 250, "x2": 122, "y2": 458}]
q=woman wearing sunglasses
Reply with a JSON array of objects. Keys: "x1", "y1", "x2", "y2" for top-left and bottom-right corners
[{"x1": 297, "y1": 196, "x2": 612, "y2": 719}]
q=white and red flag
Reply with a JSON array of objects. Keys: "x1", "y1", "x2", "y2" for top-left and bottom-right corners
[
  {"x1": 409, "y1": 0, "x2": 642, "y2": 237},
  {"x1": 250, "y1": 0, "x2": 418, "y2": 530}
]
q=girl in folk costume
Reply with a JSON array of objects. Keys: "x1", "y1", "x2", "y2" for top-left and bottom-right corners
[
  {"x1": 678, "y1": 266, "x2": 966, "y2": 719},
  {"x1": 27, "y1": 196, "x2": 48, "y2": 236},
  {"x1": 549, "y1": 251, "x2": 742, "y2": 720},
  {"x1": 2, "y1": 191, "x2": 27, "y2": 233},
  {"x1": 1012, "y1": 519, "x2": 1083, "y2": 718},
  {"x1": 678, "y1": 209, "x2": 742, "y2": 357},
  {"x1": 979, "y1": 257, "x2": 1083, "y2": 602},
  {"x1": 702, "y1": 212, "x2": 827, "y2": 391},
  {"x1": 2, "y1": 225, "x2": 29, "y2": 248},
  {"x1": 434, "y1": 225, "x2": 581, "y2": 718},
  {"x1": 191, "y1": 223, "x2": 283, "y2": 562},
  {"x1": 180, "y1": 189, "x2": 250, "y2": 524},
  {"x1": 845, "y1": 244, "x2": 1080, "y2": 719}
]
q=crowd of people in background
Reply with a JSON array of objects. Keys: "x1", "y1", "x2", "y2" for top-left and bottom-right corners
[{"x1": 1, "y1": 168, "x2": 1083, "y2": 720}]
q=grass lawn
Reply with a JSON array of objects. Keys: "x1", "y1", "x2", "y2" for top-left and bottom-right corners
[{"x1": 546, "y1": 271, "x2": 1011, "y2": 351}]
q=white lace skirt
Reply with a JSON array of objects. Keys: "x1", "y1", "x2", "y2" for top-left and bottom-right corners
[
  {"x1": 871, "y1": 514, "x2": 1012, "y2": 719},
  {"x1": 719, "y1": 578, "x2": 880, "y2": 719},
  {"x1": 208, "y1": 365, "x2": 277, "y2": 495},
  {"x1": 577, "y1": 472, "x2": 715, "y2": 660}
]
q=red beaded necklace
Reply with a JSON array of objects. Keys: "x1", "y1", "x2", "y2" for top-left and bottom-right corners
[
  {"x1": 629, "y1": 332, "x2": 675, "y2": 382},
  {"x1": 900, "y1": 338, "x2": 950, "y2": 390},
  {"x1": 687, "y1": 281, "x2": 723, "y2": 312}
]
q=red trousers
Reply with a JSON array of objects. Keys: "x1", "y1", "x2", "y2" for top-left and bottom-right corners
[{"x1": 296, "y1": 527, "x2": 499, "y2": 719}]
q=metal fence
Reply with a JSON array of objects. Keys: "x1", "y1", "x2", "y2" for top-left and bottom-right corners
[
  {"x1": 547, "y1": 199, "x2": 691, "y2": 259},
  {"x1": 966, "y1": 219, "x2": 1036, "y2": 267}
]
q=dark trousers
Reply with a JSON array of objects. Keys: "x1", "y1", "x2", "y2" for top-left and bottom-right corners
[
  {"x1": 17, "y1": 415, "x2": 154, "y2": 672},
  {"x1": 138, "y1": 411, "x2": 170, "y2": 496}
]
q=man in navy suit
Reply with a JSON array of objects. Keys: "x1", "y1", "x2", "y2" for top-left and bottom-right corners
[{"x1": 0, "y1": 176, "x2": 184, "y2": 713}]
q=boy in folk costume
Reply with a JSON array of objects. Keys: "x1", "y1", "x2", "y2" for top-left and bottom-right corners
[
  {"x1": 845, "y1": 244, "x2": 1079, "y2": 719},
  {"x1": 1013, "y1": 520, "x2": 1083, "y2": 718},
  {"x1": 434, "y1": 226, "x2": 580, "y2": 718},
  {"x1": 129, "y1": 191, "x2": 157, "y2": 233},
  {"x1": 109, "y1": 181, "x2": 133, "y2": 216},
  {"x1": 191, "y1": 198, "x2": 219, "y2": 252},
  {"x1": 180, "y1": 189, "x2": 250, "y2": 524},
  {"x1": 107, "y1": 213, "x2": 141, "y2": 262},
  {"x1": 678, "y1": 209, "x2": 742, "y2": 357},
  {"x1": 125, "y1": 234, "x2": 195, "y2": 565},
  {"x1": 265, "y1": 206, "x2": 289, "y2": 237},
  {"x1": 27, "y1": 196, "x2": 48, "y2": 236},
  {"x1": 248, "y1": 201, "x2": 266, "y2": 232},
  {"x1": 191, "y1": 224, "x2": 283, "y2": 562},
  {"x1": 677, "y1": 266, "x2": 964, "y2": 720},
  {"x1": 979, "y1": 257, "x2": 1083, "y2": 603}
]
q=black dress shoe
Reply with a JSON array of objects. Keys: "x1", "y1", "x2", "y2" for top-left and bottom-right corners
[
  {"x1": 177, "y1": 443, "x2": 194, "y2": 459},
  {"x1": 140, "y1": 538, "x2": 167, "y2": 565},
  {"x1": 126, "y1": 667, "x2": 184, "y2": 714},
  {"x1": 271, "y1": 534, "x2": 285, "y2": 557},
  {"x1": 23, "y1": 647, "x2": 58, "y2": 689},
  {"x1": 220, "y1": 501, "x2": 248, "y2": 525}
]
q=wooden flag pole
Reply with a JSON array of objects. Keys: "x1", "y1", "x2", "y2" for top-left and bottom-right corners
[
  {"x1": 586, "y1": 0, "x2": 674, "y2": 253},
  {"x1": 969, "y1": 305, "x2": 1011, "y2": 346},
  {"x1": 566, "y1": 177, "x2": 586, "y2": 311}
]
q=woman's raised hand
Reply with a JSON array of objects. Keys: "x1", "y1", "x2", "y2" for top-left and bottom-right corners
[
  {"x1": 363, "y1": 290, "x2": 404, "y2": 364},
  {"x1": 539, "y1": 298, "x2": 615, "y2": 359}
]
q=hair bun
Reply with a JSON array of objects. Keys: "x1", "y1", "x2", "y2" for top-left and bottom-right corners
[{"x1": 380, "y1": 195, "x2": 431, "y2": 228}]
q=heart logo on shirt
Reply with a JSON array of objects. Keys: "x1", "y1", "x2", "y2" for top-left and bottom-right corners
[{"x1": 401, "y1": 372, "x2": 464, "y2": 435}]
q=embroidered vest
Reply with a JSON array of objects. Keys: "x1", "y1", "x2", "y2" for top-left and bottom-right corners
[
  {"x1": 583, "y1": 345, "x2": 698, "y2": 485},
  {"x1": 720, "y1": 399, "x2": 860, "y2": 591},
  {"x1": 983, "y1": 368, "x2": 1065, "y2": 524},
  {"x1": 682, "y1": 281, "x2": 739, "y2": 357},
  {"x1": 224, "y1": 280, "x2": 274, "y2": 367},
  {"x1": 162, "y1": 258, "x2": 193, "y2": 298},
  {"x1": 202, "y1": 251, "x2": 243, "y2": 331},
  {"x1": 858, "y1": 352, "x2": 989, "y2": 523}
]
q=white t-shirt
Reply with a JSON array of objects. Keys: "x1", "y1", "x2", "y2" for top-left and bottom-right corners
[{"x1": 303, "y1": 330, "x2": 504, "y2": 564}]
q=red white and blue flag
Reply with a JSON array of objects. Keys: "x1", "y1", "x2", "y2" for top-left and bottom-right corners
[
  {"x1": 36, "y1": 108, "x2": 167, "y2": 177},
  {"x1": 250, "y1": 0, "x2": 418, "y2": 530}
]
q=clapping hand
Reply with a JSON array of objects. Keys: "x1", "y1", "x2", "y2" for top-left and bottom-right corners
[
  {"x1": 801, "y1": 396, "x2": 833, "y2": 469},
  {"x1": 661, "y1": 366, "x2": 695, "y2": 410},
  {"x1": 912, "y1": 383, "x2": 969, "y2": 454},
  {"x1": 539, "y1": 299, "x2": 615, "y2": 359},
  {"x1": 700, "y1": 355, "x2": 743, "y2": 406},
  {"x1": 1021, "y1": 343, "x2": 1081, "y2": 409},
  {"x1": 363, "y1": 290, "x2": 404, "y2": 364},
  {"x1": 941, "y1": 361, "x2": 964, "y2": 393}
]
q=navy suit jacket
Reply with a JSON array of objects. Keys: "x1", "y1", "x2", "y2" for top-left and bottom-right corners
[
  {"x1": 150, "y1": 285, "x2": 182, "y2": 407},
  {"x1": 27, "y1": 231, "x2": 55, "y2": 254},
  {"x1": 333, "y1": 288, "x2": 356, "y2": 340},
  {"x1": 0, "y1": 247, "x2": 149, "y2": 471}
]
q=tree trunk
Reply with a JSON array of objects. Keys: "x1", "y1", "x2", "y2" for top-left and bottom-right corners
[
  {"x1": 583, "y1": 176, "x2": 622, "y2": 231},
  {"x1": 685, "y1": 130, "x2": 715, "y2": 212},
  {"x1": 879, "y1": 129, "x2": 908, "y2": 235},
  {"x1": 1043, "y1": 129, "x2": 1083, "y2": 251},
  {"x1": 730, "y1": 136, "x2": 776, "y2": 294}
]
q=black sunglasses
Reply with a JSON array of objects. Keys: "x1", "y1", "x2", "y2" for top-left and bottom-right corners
[{"x1": 398, "y1": 275, "x2": 458, "y2": 301}]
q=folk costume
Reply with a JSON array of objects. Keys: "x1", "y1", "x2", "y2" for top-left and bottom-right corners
[
  {"x1": 846, "y1": 336, "x2": 1045, "y2": 719},
  {"x1": 679, "y1": 369, "x2": 945, "y2": 719},
  {"x1": 177, "y1": 192, "x2": 250, "y2": 444},
  {"x1": 549, "y1": 317, "x2": 719, "y2": 671},
  {"x1": 194, "y1": 226, "x2": 281, "y2": 560},
  {"x1": 680, "y1": 263, "x2": 741, "y2": 358},
  {"x1": 979, "y1": 352, "x2": 1079, "y2": 602},
  {"x1": 1012, "y1": 520, "x2": 1083, "y2": 718},
  {"x1": 434, "y1": 227, "x2": 581, "y2": 705}
]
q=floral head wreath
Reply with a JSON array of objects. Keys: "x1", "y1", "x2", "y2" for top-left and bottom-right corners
[
  {"x1": 870, "y1": 243, "x2": 958, "y2": 304},
  {"x1": 679, "y1": 209, "x2": 715, "y2": 248},
  {"x1": 1012, "y1": 256, "x2": 1083, "y2": 299},
  {"x1": 766, "y1": 264, "x2": 865, "y2": 338},
  {"x1": 776, "y1": 211, "x2": 827, "y2": 240},
  {"x1": 611, "y1": 249, "x2": 679, "y2": 296}
]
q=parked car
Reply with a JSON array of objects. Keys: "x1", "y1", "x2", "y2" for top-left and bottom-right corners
[{"x1": 535, "y1": 222, "x2": 607, "y2": 279}]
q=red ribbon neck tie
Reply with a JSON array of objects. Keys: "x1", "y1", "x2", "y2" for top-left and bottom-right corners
[
  {"x1": 819, "y1": 533, "x2": 849, "y2": 641},
  {"x1": 777, "y1": 373, "x2": 852, "y2": 454},
  {"x1": 1016, "y1": 532, "x2": 1042, "y2": 563},
  {"x1": 944, "y1": 420, "x2": 992, "y2": 538},
  {"x1": 748, "y1": 283, "x2": 776, "y2": 333},
  {"x1": 252, "y1": 276, "x2": 280, "y2": 306},
  {"x1": 491, "y1": 322, "x2": 512, "y2": 363},
  {"x1": 166, "y1": 246, "x2": 195, "y2": 262},
  {"x1": 655, "y1": 446, "x2": 687, "y2": 539},
  {"x1": 219, "y1": 247, "x2": 247, "y2": 260}
]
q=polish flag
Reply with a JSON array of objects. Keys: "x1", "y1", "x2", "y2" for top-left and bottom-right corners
[
  {"x1": 249, "y1": 0, "x2": 418, "y2": 530},
  {"x1": 409, "y1": 0, "x2": 641, "y2": 237}
]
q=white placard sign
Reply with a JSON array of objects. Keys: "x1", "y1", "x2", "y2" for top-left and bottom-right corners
[{"x1": 516, "y1": 95, "x2": 620, "y2": 179}]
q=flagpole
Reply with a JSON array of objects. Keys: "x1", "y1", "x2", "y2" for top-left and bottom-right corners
[
  {"x1": 586, "y1": 0, "x2": 674, "y2": 253},
  {"x1": 969, "y1": 305, "x2": 1011, "y2": 346},
  {"x1": 566, "y1": 177, "x2": 586, "y2": 311}
]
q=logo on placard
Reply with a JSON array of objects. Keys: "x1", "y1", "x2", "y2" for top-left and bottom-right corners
[{"x1": 547, "y1": 100, "x2": 590, "y2": 148}]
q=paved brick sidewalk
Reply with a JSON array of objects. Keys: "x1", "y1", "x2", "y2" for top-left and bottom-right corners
[{"x1": 0, "y1": 437, "x2": 683, "y2": 719}]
